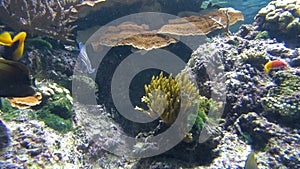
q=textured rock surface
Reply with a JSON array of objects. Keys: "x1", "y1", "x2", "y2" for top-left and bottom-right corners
[
  {"x1": 262, "y1": 70, "x2": 300, "y2": 123},
  {"x1": 188, "y1": 35, "x2": 298, "y2": 125},
  {"x1": 234, "y1": 112, "x2": 300, "y2": 168},
  {"x1": 0, "y1": 120, "x2": 86, "y2": 168},
  {"x1": 254, "y1": 0, "x2": 300, "y2": 43},
  {"x1": 0, "y1": 119, "x2": 10, "y2": 151}
]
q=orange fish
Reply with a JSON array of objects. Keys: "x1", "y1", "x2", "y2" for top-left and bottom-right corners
[{"x1": 264, "y1": 60, "x2": 288, "y2": 73}]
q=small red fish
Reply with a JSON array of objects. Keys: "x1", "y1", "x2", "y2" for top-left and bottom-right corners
[{"x1": 264, "y1": 60, "x2": 288, "y2": 73}]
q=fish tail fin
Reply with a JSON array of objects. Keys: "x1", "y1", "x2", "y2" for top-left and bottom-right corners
[
  {"x1": 0, "y1": 32, "x2": 13, "y2": 46},
  {"x1": 264, "y1": 68, "x2": 270, "y2": 73},
  {"x1": 264, "y1": 65, "x2": 270, "y2": 73},
  {"x1": 12, "y1": 32, "x2": 27, "y2": 61}
]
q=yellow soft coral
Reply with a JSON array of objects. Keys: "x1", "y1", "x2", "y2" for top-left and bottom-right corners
[{"x1": 136, "y1": 71, "x2": 200, "y2": 125}]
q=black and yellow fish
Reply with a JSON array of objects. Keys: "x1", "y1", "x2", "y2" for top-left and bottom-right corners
[
  {"x1": 0, "y1": 58, "x2": 35, "y2": 97},
  {"x1": 0, "y1": 31, "x2": 26, "y2": 61},
  {"x1": 0, "y1": 31, "x2": 35, "y2": 98},
  {"x1": 0, "y1": 31, "x2": 42, "y2": 108}
]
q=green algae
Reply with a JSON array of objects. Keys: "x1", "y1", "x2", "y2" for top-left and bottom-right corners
[
  {"x1": 26, "y1": 37, "x2": 53, "y2": 50},
  {"x1": 0, "y1": 99, "x2": 19, "y2": 121},
  {"x1": 136, "y1": 71, "x2": 216, "y2": 143},
  {"x1": 35, "y1": 97, "x2": 73, "y2": 133},
  {"x1": 191, "y1": 96, "x2": 210, "y2": 132},
  {"x1": 262, "y1": 70, "x2": 300, "y2": 118},
  {"x1": 240, "y1": 48, "x2": 269, "y2": 71},
  {"x1": 35, "y1": 82, "x2": 73, "y2": 133},
  {"x1": 254, "y1": 31, "x2": 270, "y2": 40},
  {"x1": 0, "y1": 82, "x2": 74, "y2": 134}
]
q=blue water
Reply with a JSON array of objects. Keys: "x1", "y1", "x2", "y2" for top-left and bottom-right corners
[{"x1": 222, "y1": 0, "x2": 272, "y2": 23}]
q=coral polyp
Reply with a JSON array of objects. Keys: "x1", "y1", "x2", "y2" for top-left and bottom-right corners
[{"x1": 137, "y1": 71, "x2": 200, "y2": 125}]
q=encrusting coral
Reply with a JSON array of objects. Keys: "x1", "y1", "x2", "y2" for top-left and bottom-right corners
[
  {"x1": 240, "y1": 47, "x2": 269, "y2": 71},
  {"x1": 158, "y1": 8, "x2": 244, "y2": 36},
  {"x1": 8, "y1": 92, "x2": 43, "y2": 109},
  {"x1": 254, "y1": 0, "x2": 300, "y2": 41},
  {"x1": 0, "y1": 82, "x2": 74, "y2": 133},
  {"x1": 0, "y1": 0, "x2": 78, "y2": 42},
  {"x1": 261, "y1": 70, "x2": 300, "y2": 120},
  {"x1": 35, "y1": 82, "x2": 74, "y2": 133}
]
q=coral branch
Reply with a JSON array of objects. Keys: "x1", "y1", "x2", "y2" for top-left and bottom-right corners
[
  {"x1": 0, "y1": 0, "x2": 78, "y2": 42},
  {"x1": 209, "y1": 8, "x2": 232, "y2": 35}
]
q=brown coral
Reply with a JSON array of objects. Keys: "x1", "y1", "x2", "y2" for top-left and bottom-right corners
[
  {"x1": 87, "y1": 8, "x2": 243, "y2": 50},
  {"x1": 90, "y1": 22, "x2": 177, "y2": 50},
  {"x1": 118, "y1": 33, "x2": 177, "y2": 50},
  {"x1": 0, "y1": 0, "x2": 78, "y2": 42},
  {"x1": 8, "y1": 92, "x2": 43, "y2": 109},
  {"x1": 72, "y1": 0, "x2": 155, "y2": 18},
  {"x1": 158, "y1": 8, "x2": 244, "y2": 35}
]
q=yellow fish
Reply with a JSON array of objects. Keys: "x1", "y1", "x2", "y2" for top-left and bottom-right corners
[
  {"x1": 0, "y1": 31, "x2": 26, "y2": 61},
  {"x1": 245, "y1": 152, "x2": 259, "y2": 169},
  {"x1": 264, "y1": 60, "x2": 288, "y2": 73}
]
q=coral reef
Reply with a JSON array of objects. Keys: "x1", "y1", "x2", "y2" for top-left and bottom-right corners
[
  {"x1": 0, "y1": 119, "x2": 10, "y2": 150},
  {"x1": 74, "y1": 0, "x2": 217, "y2": 45},
  {"x1": 261, "y1": 70, "x2": 300, "y2": 121},
  {"x1": 135, "y1": 70, "x2": 222, "y2": 147},
  {"x1": 1, "y1": 0, "x2": 300, "y2": 168},
  {"x1": 187, "y1": 26, "x2": 300, "y2": 167},
  {"x1": 234, "y1": 112, "x2": 300, "y2": 168},
  {"x1": 86, "y1": 8, "x2": 243, "y2": 51},
  {"x1": 0, "y1": 81, "x2": 74, "y2": 133},
  {"x1": 0, "y1": 0, "x2": 77, "y2": 41},
  {"x1": 206, "y1": 131, "x2": 252, "y2": 169},
  {"x1": 214, "y1": 0, "x2": 270, "y2": 24},
  {"x1": 88, "y1": 21, "x2": 177, "y2": 51},
  {"x1": 240, "y1": 48, "x2": 269, "y2": 71},
  {"x1": 188, "y1": 34, "x2": 299, "y2": 126},
  {"x1": 73, "y1": 103, "x2": 135, "y2": 166},
  {"x1": 159, "y1": 8, "x2": 244, "y2": 35},
  {"x1": 136, "y1": 71, "x2": 200, "y2": 125},
  {"x1": 254, "y1": 0, "x2": 300, "y2": 43},
  {"x1": 23, "y1": 47, "x2": 77, "y2": 89},
  {"x1": 8, "y1": 92, "x2": 42, "y2": 109},
  {"x1": 0, "y1": 120, "x2": 87, "y2": 168},
  {"x1": 189, "y1": 36, "x2": 263, "y2": 119},
  {"x1": 36, "y1": 82, "x2": 74, "y2": 133}
]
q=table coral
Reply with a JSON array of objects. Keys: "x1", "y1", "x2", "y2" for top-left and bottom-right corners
[{"x1": 158, "y1": 8, "x2": 244, "y2": 35}]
